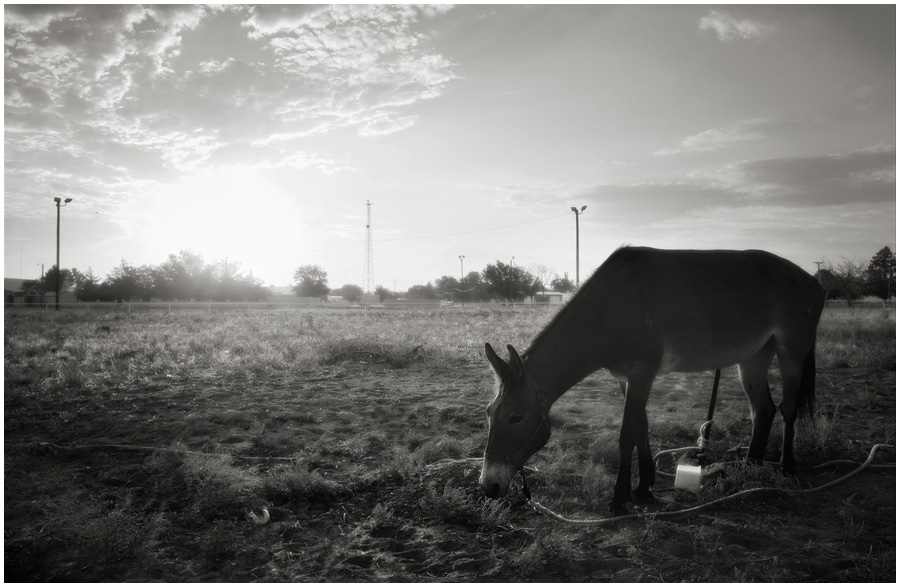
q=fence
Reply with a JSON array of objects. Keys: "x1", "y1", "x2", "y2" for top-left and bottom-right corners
[
  {"x1": 8, "y1": 299, "x2": 894, "y2": 312},
  {"x1": 824, "y1": 299, "x2": 895, "y2": 309},
  {"x1": 3, "y1": 300, "x2": 556, "y2": 312}
]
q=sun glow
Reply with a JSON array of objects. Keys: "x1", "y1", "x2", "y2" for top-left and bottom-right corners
[{"x1": 142, "y1": 167, "x2": 311, "y2": 283}]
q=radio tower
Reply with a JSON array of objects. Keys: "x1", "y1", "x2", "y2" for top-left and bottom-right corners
[{"x1": 364, "y1": 200, "x2": 374, "y2": 294}]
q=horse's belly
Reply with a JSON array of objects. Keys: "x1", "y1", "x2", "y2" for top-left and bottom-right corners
[{"x1": 659, "y1": 333, "x2": 771, "y2": 374}]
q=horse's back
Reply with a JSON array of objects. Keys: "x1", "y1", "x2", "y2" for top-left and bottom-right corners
[{"x1": 594, "y1": 247, "x2": 824, "y2": 372}]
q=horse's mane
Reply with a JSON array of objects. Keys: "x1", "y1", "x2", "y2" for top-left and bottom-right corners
[{"x1": 522, "y1": 246, "x2": 633, "y2": 360}]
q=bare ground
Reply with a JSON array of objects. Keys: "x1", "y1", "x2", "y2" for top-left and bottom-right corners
[{"x1": 4, "y1": 359, "x2": 895, "y2": 581}]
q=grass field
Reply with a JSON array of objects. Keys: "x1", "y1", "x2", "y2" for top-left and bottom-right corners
[{"x1": 4, "y1": 305, "x2": 895, "y2": 581}]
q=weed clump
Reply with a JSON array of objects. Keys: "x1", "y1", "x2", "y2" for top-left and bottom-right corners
[
  {"x1": 322, "y1": 339, "x2": 424, "y2": 368},
  {"x1": 144, "y1": 448, "x2": 261, "y2": 525},
  {"x1": 262, "y1": 464, "x2": 349, "y2": 505}
]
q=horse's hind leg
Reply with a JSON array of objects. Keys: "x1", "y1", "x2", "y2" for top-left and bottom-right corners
[
  {"x1": 615, "y1": 378, "x2": 655, "y2": 504},
  {"x1": 610, "y1": 374, "x2": 654, "y2": 515},
  {"x1": 775, "y1": 340, "x2": 813, "y2": 475},
  {"x1": 738, "y1": 341, "x2": 777, "y2": 463}
]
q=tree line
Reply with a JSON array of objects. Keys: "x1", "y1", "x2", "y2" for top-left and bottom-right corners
[
  {"x1": 21, "y1": 250, "x2": 269, "y2": 302},
  {"x1": 16, "y1": 246, "x2": 894, "y2": 305},
  {"x1": 293, "y1": 260, "x2": 576, "y2": 303},
  {"x1": 815, "y1": 246, "x2": 896, "y2": 306},
  {"x1": 299, "y1": 246, "x2": 896, "y2": 305}
]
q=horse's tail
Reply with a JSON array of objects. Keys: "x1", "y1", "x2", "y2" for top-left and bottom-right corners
[{"x1": 797, "y1": 338, "x2": 816, "y2": 420}]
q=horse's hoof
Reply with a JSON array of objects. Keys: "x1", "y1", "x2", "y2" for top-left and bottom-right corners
[
  {"x1": 780, "y1": 466, "x2": 798, "y2": 479},
  {"x1": 608, "y1": 503, "x2": 629, "y2": 517},
  {"x1": 631, "y1": 488, "x2": 655, "y2": 505}
]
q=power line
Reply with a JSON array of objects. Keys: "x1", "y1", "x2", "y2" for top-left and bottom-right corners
[
  {"x1": 285, "y1": 212, "x2": 570, "y2": 244},
  {"x1": 5, "y1": 205, "x2": 50, "y2": 217}
]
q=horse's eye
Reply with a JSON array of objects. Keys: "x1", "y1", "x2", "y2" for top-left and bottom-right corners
[{"x1": 508, "y1": 414, "x2": 524, "y2": 425}]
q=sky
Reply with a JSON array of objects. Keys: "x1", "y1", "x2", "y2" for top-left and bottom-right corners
[{"x1": 4, "y1": 4, "x2": 896, "y2": 291}]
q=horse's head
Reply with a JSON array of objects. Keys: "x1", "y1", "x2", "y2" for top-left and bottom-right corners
[{"x1": 480, "y1": 343, "x2": 551, "y2": 498}]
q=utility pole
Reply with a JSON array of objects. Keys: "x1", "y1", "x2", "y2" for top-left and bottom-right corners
[
  {"x1": 364, "y1": 200, "x2": 374, "y2": 294},
  {"x1": 571, "y1": 205, "x2": 587, "y2": 287},
  {"x1": 508, "y1": 256, "x2": 515, "y2": 305},
  {"x1": 459, "y1": 255, "x2": 465, "y2": 306},
  {"x1": 54, "y1": 197, "x2": 72, "y2": 310}
]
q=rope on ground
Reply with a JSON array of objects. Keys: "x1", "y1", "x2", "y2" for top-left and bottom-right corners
[
  {"x1": 526, "y1": 443, "x2": 895, "y2": 526},
  {"x1": 24, "y1": 441, "x2": 301, "y2": 461}
]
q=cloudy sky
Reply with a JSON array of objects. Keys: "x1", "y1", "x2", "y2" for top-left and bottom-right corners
[{"x1": 4, "y1": 4, "x2": 895, "y2": 291}]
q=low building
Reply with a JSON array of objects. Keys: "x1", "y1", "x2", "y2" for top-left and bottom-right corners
[
  {"x1": 524, "y1": 291, "x2": 570, "y2": 305},
  {"x1": 5, "y1": 278, "x2": 77, "y2": 306},
  {"x1": 266, "y1": 286, "x2": 322, "y2": 306}
]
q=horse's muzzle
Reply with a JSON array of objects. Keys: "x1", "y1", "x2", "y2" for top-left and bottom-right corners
[
  {"x1": 481, "y1": 479, "x2": 505, "y2": 499},
  {"x1": 479, "y1": 460, "x2": 512, "y2": 498}
]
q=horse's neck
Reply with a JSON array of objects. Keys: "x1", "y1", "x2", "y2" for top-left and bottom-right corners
[{"x1": 524, "y1": 303, "x2": 607, "y2": 406}]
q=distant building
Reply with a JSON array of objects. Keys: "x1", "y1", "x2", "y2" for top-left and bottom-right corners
[
  {"x1": 4, "y1": 278, "x2": 76, "y2": 306},
  {"x1": 4, "y1": 278, "x2": 27, "y2": 305},
  {"x1": 523, "y1": 291, "x2": 570, "y2": 305},
  {"x1": 266, "y1": 285, "x2": 322, "y2": 305}
]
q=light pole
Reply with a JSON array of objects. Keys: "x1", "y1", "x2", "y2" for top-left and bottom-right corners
[
  {"x1": 508, "y1": 256, "x2": 515, "y2": 305},
  {"x1": 54, "y1": 197, "x2": 72, "y2": 311},
  {"x1": 459, "y1": 255, "x2": 465, "y2": 306},
  {"x1": 38, "y1": 263, "x2": 45, "y2": 305},
  {"x1": 571, "y1": 205, "x2": 587, "y2": 287}
]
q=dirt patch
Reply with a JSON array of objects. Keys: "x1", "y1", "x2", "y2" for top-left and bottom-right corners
[{"x1": 4, "y1": 357, "x2": 895, "y2": 581}]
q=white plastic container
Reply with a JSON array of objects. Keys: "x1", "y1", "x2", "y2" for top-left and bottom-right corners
[{"x1": 674, "y1": 464, "x2": 702, "y2": 492}]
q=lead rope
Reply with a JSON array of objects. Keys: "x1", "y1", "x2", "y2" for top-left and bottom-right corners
[{"x1": 519, "y1": 443, "x2": 895, "y2": 526}]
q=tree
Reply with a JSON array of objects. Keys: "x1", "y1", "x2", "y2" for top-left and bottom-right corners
[
  {"x1": 407, "y1": 282, "x2": 436, "y2": 300},
  {"x1": 104, "y1": 259, "x2": 139, "y2": 301},
  {"x1": 550, "y1": 272, "x2": 576, "y2": 293},
  {"x1": 826, "y1": 258, "x2": 866, "y2": 306},
  {"x1": 292, "y1": 264, "x2": 330, "y2": 299},
  {"x1": 460, "y1": 271, "x2": 485, "y2": 302},
  {"x1": 73, "y1": 267, "x2": 100, "y2": 301},
  {"x1": 156, "y1": 250, "x2": 207, "y2": 300},
  {"x1": 530, "y1": 264, "x2": 554, "y2": 292},
  {"x1": 481, "y1": 261, "x2": 539, "y2": 302},
  {"x1": 335, "y1": 283, "x2": 363, "y2": 302},
  {"x1": 865, "y1": 246, "x2": 895, "y2": 300},
  {"x1": 374, "y1": 285, "x2": 397, "y2": 302},
  {"x1": 44, "y1": 265, "x2": 73, "y2": 294},
  {"x1": 814, "y1": 268, "x2": 840, "y2": 300},
  {"x1": 434, "y1": 275, "x2": 460, "y2": 299}
]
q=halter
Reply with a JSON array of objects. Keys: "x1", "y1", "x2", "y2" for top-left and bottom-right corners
[{"x1": 484, "y1": 369, "x2": 552, "y2": 468}]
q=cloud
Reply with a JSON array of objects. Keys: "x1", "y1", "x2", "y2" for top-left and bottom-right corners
[
  {"x1": 699, "y1": 10, "x2": 774, "y2": 42},
  {"x1": 358, "y1": 114, "x2": 419, "y2": 137},
  {"x1": 580, "y1": 182, "x2": 734, "y2": 226},
  {"x1": 244, "y1": 5, "x2": 457, "y2": 137},
  {"x1": 655, "y1": 118, "x2": 774, "y2": 156},
  {"x1": 731, "y1": 144, "x2": 896, "y2": 206},
  {"x1": 573, "y1": 144, "x2": 895, "y2": 230},
  {"x1": 4, "y1": 4, "x2": 458, "y2": 216}
]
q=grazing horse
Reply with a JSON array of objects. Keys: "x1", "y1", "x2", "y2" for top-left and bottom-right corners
[{"x1": 480, "y1": 246, "x2": 824, "y2": 515}]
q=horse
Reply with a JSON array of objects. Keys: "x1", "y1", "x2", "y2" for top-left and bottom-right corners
[{"x1": 480, "y1": 246, "x2": 824, "y2": 515}]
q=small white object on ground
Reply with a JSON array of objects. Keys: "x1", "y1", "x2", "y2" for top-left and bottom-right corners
[{"x1": 674, "y1": 464, "x2": 702, "y2": 492}]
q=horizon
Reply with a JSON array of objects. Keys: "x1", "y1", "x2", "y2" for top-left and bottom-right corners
[{"x1": 4, "y1": 4, "x2": 896, "y2": 290}]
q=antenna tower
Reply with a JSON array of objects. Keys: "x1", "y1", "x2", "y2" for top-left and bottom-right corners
[{"x1": 364, "y1": 200, "x2": 374, "y2": 294}]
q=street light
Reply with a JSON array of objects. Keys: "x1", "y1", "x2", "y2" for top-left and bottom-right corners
[
  {"x1": 459, "y1": 255, "x2": 465, "y2": 306},
  {"x1": 570, "y1": 205, "x2": 587, "y2": 287},
  {"x1": 54, "y1": 197, "x2": 72, "y2": 311},
  {"x1": 38, "y1": 263, "x2": 45, "y2": 305},
  {"x1": 508, "y1": 256, "x2": 515, "y2": 305}
]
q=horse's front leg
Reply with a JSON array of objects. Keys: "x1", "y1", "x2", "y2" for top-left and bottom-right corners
[
  {"x1": 632, "y1": 407, "x2": 656, "y2": 503},
  {"x1": 610, "y1": 374, "x2": 654, "y2": 515}
]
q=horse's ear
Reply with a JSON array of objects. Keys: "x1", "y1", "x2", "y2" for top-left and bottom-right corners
[
  {"x1": 506, "y1": 344, "x2": 526, "y2": 379},
  {"x1": 485, "y1": 343, "x2": 509, "y2": 377}
]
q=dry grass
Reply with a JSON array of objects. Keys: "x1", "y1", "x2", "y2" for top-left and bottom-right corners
[{"x1": 4, "y1": 305, "x2": 895, "y2": 581}]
